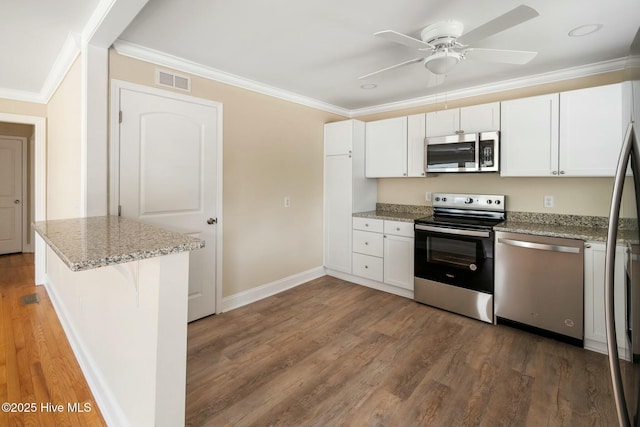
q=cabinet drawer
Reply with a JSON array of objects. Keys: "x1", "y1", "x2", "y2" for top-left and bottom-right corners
[
  {"x1": 384, "y1": 220, "x2": 414, "y2": 237},
  {"x1": 353, "y1": 230, "x2": 384, "y2": 257},
  {"x1": 352, "y1": 253, "x2": 383, "y2": 282},
  {"x1": 353, "y1": 217, "x2": 383, "y2": 232}
]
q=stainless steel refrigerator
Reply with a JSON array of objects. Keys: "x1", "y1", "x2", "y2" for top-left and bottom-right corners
[{"x1": 605, "y1": 30, "x2": 640, "y2": 427}]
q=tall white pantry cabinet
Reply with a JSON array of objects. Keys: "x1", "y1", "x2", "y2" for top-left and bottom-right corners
[{"x1": 324, "y1": 120, "x2": 377, "y2": 274}]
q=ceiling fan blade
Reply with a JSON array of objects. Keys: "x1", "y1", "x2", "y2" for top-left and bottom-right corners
[
  {"x1": 374, "y1": 30, "x2": 434, "y2": 50},
  {"x1": 464, "y1": 48, "x2": 537, "y2": 64},
  {"x1": 358, "y1": 58, "x2": 424, "y2": 79},
  {"x1": 457, "y1": 5, "x2": 539, "y2": 45}
]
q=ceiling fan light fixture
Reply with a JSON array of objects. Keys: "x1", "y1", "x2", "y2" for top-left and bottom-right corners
[{"x1": 424, "y1": 50, "x2": 462, "y2": 74}]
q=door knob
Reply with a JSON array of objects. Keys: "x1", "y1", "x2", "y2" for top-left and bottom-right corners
[
  {"x1": 207, "y1": 218, "x2": 217, "y2": 225},
  {"x1": 14, "y1": 200, "x2": 20, "y2": 204}
]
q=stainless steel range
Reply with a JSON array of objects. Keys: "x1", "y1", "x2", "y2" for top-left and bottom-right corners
[{"x1": 414, "y1": 193, "x2": 506, "y2": 323}]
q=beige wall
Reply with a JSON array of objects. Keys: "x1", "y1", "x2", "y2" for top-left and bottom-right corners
[
  {"x1": 358, "y1": 71, "x2": 628, "y2": 216},
  {"x1": 0, "y1": 98, "x2": 46, "y2": 118},
  {"x1": 46, "y1": 57, "x2": 83, "y2": 220},
  {"x1": 109, "y1": 50, "x2": 346, "y2": 297}
]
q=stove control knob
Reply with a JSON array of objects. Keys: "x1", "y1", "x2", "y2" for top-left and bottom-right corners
[
  {"x1": 435, "y1": 197, "x2": 440, "y2": 202},
  {"x1": 495, "y1": 200, "x2": 501, "y2": 205},
  {"x1": 487, "y1": 199, "x2": 493, "y2": 204},
  {"x1": 464, "y1": 198, "x2": 473, "y2": 204},
  {"x1": 442, "y1": 197, "x2": 447, "y2": 202}
]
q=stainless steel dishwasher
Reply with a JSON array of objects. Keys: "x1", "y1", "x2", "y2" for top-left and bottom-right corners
[{"x1": 495, "y1": 231, "x2": 584, "y2": 345}]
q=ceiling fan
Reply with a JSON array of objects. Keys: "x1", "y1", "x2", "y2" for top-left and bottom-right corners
[{"x1": 359, "y1": 5, "x2": 540, "y2": 81}]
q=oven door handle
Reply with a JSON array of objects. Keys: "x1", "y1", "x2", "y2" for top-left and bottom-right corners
[
  {"x1": 415, "y1": 224, "x2": 490, "y2": 238},
  {"x1": 497, "y1": 237, "x2": 580, "y2": 254}
]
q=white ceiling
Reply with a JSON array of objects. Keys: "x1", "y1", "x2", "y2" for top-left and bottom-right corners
[
  {"x1": 3, "y1": 0, "x2": 640, "y2": 111},
  {"x1": 0, "y1": 0, "x2": 102, "y2": 94}
]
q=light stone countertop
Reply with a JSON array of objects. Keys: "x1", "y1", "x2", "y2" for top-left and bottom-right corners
[
  {"x1": 34, "y1": 216, "x2": 205, "y2": 271},
  {"x1": 493, "y1": 221, "x2": 637, "y2": 243},
  {"x1": 352, "y1": 210, "x2": 427, "y2": 223},
  {"x1": 352, "y1": 204, "x2": 638, "y2": 243}
]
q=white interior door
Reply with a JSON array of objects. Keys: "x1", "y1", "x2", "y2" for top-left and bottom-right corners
[
  {"x1": 118, "y1": 88, "x2": 218, "y2": 322},
  {"x1": 0, "y1": 137, "x2": 23, "y2": 255}
]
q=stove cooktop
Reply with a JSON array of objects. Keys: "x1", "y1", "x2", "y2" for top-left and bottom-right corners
[{"x1": 416, "y1": 192, "x2": 507, "y2": 230}]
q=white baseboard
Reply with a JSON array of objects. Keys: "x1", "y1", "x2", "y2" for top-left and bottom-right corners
[
  {"x1": 325, "y1": 269, "x2": 414, "y2": 300},
  {"x1": 44, "y1": 275, "x2": 127, "y2": 427},
  {"x1": 222, "y1": 266, "x2": 325, "y2": 312}
]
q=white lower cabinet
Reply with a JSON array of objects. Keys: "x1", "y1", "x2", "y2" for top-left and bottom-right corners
[
  {"x1": 583, "y1": 241, "x2": 627, "y2": 355},
  {"x1": 352, "y1": 218, "x2": 414, "y2": 290},
  {"x1": 353, "y1": 253, "x2": 384, "y2": 282}
]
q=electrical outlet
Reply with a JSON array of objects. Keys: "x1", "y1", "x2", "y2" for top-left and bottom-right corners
[
  {"x1": 425, "y1": 192, "x2": 432, "y2": 202},
  {"x1": 543, "y1": 195, "x2": 554, "y2": 208},
  {"x1": 284, "y1": 196, "x2": 291, "y2": 208}
]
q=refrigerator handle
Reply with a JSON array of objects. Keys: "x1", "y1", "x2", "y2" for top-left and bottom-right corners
[{"x1": 605, "y1": 123, "x2": 635, "y2": 427}]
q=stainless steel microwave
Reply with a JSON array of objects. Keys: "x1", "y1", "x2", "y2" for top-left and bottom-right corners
[{"x1": 425, "y1": 131, "x2": 500, "y2": 173}]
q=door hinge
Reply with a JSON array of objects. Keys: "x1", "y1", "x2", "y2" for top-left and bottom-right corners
[
  {"x1": 118, "y1": 205, "x2": 122, "y2": 216},
  {"x1": 119, "y1": 110, "x2": 122, "y2": 123}
]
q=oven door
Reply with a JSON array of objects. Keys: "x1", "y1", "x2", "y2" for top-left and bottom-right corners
[
  {"x1": 425, "y1": 133, "x2": 478, "y2": 173},
  {"x1": 414, "y1": 224, "x2": 494, "y2": 294}
]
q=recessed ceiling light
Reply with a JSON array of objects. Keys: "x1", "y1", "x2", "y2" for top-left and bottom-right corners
[
  {"x1": 360, "y1": 83, "x2": 377, "y2": 90},
  {"x1": 568, "y1": 24, "x2": 603, "y2": 37}
]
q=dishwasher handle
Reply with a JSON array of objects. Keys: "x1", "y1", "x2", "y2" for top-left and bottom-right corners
[{"x1": 497, "y1": 237, "x2": 580, "y2": 254}]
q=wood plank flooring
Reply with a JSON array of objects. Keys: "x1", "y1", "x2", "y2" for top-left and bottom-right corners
[
  {"x1": 186, "y1": 275, "x2": 619, "y2": 427},
  {"x1": 0, "y1": 253, "x2": 105, "y2": 427}
]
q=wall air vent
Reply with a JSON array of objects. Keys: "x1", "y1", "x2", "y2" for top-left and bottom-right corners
[{"x1": 156, "y1": 69, "x2": 191, "y2": 92}]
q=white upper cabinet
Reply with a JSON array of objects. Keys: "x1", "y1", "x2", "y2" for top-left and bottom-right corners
[
  {"x1": 365, "y1": 116, "x2": 408, "y2": 177},
  {"x1": 426, "y1": 108, "x2": 459, "y2": 137},
  {"x1": 559, "y1": 83, "x2": 623, "y2": 177},
  {"x1": 426, "y1": 102, "x2": 500, "y2": 137},
  {"x1": 407, "y1": 113, "x2": 426, "y2": 177},
  {"x1": 324, "y1": 120, "x2": 354, "y2": 156},
  {"x1": 460, "y1": 102, "x2": 501, "y2": 133},
  {"x1": 501, "y1": 84, "x2": 624, "y2": 177},
  {"x1": 500, "y1": 93, "x2": 559, "y2": 177}
]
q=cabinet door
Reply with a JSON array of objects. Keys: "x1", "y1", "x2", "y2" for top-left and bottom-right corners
[
  {"x1": 383, "y1": 234, "x2": 414, "y2": 290},
  {"x1": 500, "y1": 93, "x2": 559, "y2": 176},
  {"x1": 426, "y1": 108, "x2": 459, "y2": 137},
  {"x1": 324, "y1": 121, "x2": 353, "y2": 156},
  {"x1": 583, "y1": 242, "x2": 626, "y2": 355},
  {"x1": 559, "y1": 84, "x2": 623, "y2": 177},
  {"x1": 407, "y1": 113, "x2": 426, "y2": 177},
  {"x1": 324, "y1": 154, "x2": 352, "y2": 273},
  {"x1": 460, "y1": 102, "x2": 500, "y2": 133},
  {"x1": 365, "y1": 117, "x2": 408, "y2": 177}
]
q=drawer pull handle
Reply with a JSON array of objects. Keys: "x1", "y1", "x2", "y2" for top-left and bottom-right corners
[
  {"x1": 396, "y1": 227, "x2": 400, "y2": 231},
  {"x1": 365, "y1": 265, "x2": 368, "y2": 269},
  {"x1": 364, "y1": 242, "x2": 369, "y2": 245}
]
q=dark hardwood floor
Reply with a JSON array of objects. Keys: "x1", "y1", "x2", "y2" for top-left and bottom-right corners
[
  {"x1": 0, "y1": 254, "x2": 620, "y2": 426},
  {"x1": 186, "y1": 275, "x2": 619, "y2": 427}
]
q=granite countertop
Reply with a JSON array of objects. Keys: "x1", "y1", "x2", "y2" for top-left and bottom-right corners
[
  {"x1": 353, "y1": 204, "x2": 638, "y2": 243},
  {"x1": 34, "y1": 216, "x2": 205, "y2": 271},
  {"x1": 353, "y1": 203, "x2": 432, "y2": 223},
  {"x1": 352, "y1": 210, "x2": 427, "y2": 223}
]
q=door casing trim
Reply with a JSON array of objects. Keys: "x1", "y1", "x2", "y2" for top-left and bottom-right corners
[{"x1": 109, "y1": 79, "x2": 224, "y2": 314}]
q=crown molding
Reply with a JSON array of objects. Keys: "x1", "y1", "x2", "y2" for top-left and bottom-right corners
[
  {"x1": 113, "y1": 40, "x2": 352, "y2": 117},
  {"x1": 349, "y1": 57, "x2": 630, "y2": 117},
  {"x1": 40, "y1": 33, "x2": 82, "y2": 104}
]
